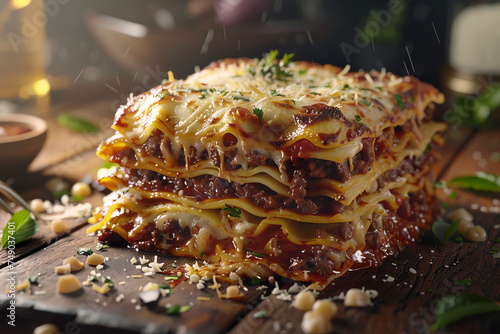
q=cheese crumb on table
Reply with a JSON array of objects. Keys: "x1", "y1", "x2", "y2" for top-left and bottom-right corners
[
  {"x1": 57, "y1": 275, "x2": 82, "y2": 293},
  {"x1": 86, "y1": 253, "x2": 105, "y2": 266},
  {"x1": 344, "y1": 288, "x2": 371, "y2": 307},
  {"x1": 54, "y1": 263, "x2": 71, "y2": 275},
  {"x1": 63, "y1": 256, "x2": 84, "y2": 272},
  {"x1": 292, "y1": 290, "x2": 316, "y2": 311},
  {"x1": 51, "y1": 219, "x2": 67, "y2": 233}
]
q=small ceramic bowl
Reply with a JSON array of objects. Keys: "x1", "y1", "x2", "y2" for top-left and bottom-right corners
[{"x1": 0, "y1": 113, "x2": 47, "y2": 179}]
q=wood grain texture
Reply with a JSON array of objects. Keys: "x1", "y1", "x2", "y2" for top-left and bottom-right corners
[
  {"x1": 436, "y1": 128, "x2": 500, "y2": 210},
  {"x1": 1, "y1": 209, "x2": 498, "y2": 334}
]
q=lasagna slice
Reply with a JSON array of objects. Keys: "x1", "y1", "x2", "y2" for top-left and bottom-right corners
[{"x1": 88, "y1": 53, "x2": 445, "y2": 287}]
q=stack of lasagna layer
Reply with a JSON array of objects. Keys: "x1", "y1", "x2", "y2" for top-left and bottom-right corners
[{"x1": 88, "y1": 56, "x2": 445, "y2": 287}]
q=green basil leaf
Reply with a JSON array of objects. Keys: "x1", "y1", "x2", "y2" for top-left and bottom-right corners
[
  {"x1": 449, "y1": 172, "x2": 500, "y2": 193},
  {"x1": 444, "y1": 219, "x2": 461, "y2": 241},
  {"x1": 2, "y1": 209, "x2": 39, "y2": 249},
  {"x1": 430, "y1": 294, "x2": 500, "y2": 331},
  {"x1": 57, "y1": 113, "x2": 99, "y2": 133},
  {"x1": 431, "y1": 221, "x2": 450, "y2": 244}
]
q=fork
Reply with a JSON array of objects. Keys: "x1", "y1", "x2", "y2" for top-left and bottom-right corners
[{"x1": 0, "y1": 180, "x2": 32, "y2": 216}]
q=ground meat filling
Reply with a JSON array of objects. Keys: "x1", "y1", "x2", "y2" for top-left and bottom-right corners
[{"x1": 113, "y1": 144, "x2": 436, "y2": 218}]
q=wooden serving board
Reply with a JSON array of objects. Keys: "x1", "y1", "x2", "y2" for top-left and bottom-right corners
[
  {"x1": 1, "y1": 102, "x2": 499, "y2": 333},
  {"x1": 0, "y1": 208, "x2": 499, "y2": 334}
]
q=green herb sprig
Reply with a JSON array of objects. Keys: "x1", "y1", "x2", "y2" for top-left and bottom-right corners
[
  {"x1": 430, "y1": 294, "x2": 500, "y2": 331},
  {"x1": 251, "y1": 50, "x2": 295, "y2": 81}
]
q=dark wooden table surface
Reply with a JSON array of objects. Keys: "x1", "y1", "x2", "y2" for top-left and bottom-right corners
[{"x1": 1, "y1": 90, "x2": 499, "y2": 334}]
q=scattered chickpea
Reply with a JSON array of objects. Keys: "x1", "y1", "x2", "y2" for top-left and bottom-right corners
[
  {"x1": 45, "y1": 178, "x2": 68, "y2": 193},
  {"x1": 51, "y1": 219, "x2": 67, "y2": 233},
  {"x1": 71, "y1": 182, "x2": 92, "y2": 198},
  {"x1": 30, "y1": 198, "x2": 46, "y2": 213},
  {"x1": 292, "y1": 290, "x2": 316, "y2": 311},
  {"x1": 312, "y1": 299, "x2": 338, "y2": 319},
  {"x1": 448, "y1": 208, "x2": 473, "y2": 223},
  {"x1": 33, "y1": 323, "x2": 59, "y2": 334},
  {"x1": 301, "y1": 310, "x2": 333, "y2": 334},
  {"x1": 465, "y1": 225, "x2": 487, "y2": 242},
  {"x1": 344, "y1": 288, "x2": 371, "y2": 307}
]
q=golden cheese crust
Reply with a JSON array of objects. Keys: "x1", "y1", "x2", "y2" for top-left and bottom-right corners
[{"x1": 89, "y1": 54, "x2": 446, "y2": 288}]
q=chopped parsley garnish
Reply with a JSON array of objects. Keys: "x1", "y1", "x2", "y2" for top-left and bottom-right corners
[
  {"x1": 394, "y1": 94, "x2": 406, "y2": 110},
  {"x1": 77, "y1": 248, "x2": 93, "y2": 256},
  {"x1": 246, "y1": 249, "x2": 266, "y2": 258},
  {"x1": 90, "y1": 276, "x2": 98, "y2": 282},
  {"x1": 156, "y1": 91, "x2": 167, "y2": 99},
  {"x1": 456, "y1": 278, "x2": 472, "y2": 286},
  {"x1": 253, "y1": 310, "x2": 269, "y2": 319},
  {"x1": 158, "y1": 284, "x2": 171, "y2": 290},
  {"x1": 165, "y1": 304, "x2": 191, "y2": 316},
  {"x1": 233, "y1": 96, "x2": 250, "y2": 101},
  {"x1": 251, "y1": 277, "x2": 261, "y2": 285},
  {"x1": 270, "y1": 90, "x2": 284, "y2": 97},
  {"x1": 223, "y1": 204, "x2": 241, "y2": 218},
  {"x1": 493, "y1": 237, "x2": 500, "y2": 243},
  {"x1": 354, "y1": 115, "x2": 365, "y2": 126},
  {"x1": 424, "y1": 143, "x2": 432, "y2": 154},
  {"x1": 164, "y1": 275, "x2": 181, "y2": 281},
  {"x1": 448, "y1": 190, "x2": 458, "y2": 199},
  {"x1": 104, "y1": 278, "x2": 114, "y2": 287},
  {"x1": 253, "y1": 108, "x2": 263, "y2": 123},
  {"x1": 29, "y1": 273, "x2": 40, "y2": 285},
  {"x1": 298, "y1": 69, "x2": 308, "y2": 76},
  {"x1": 250, "y1": 50, "x2": 294, "y2": 81},
  {"x1": 359, "y1": 99, "x2": 371, "y2": 106},
  {"x1": 375, "y1": 86, "x2": 382, "y2": 91},
  {"x1": 95, "y1": 243, "x2": 109, "y2": 251},
  {"x1": 341, "y1": 84, "x2": 350, "y2": 90}
]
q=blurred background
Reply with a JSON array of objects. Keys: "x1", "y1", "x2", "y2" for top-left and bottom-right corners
[{"x1": 0, "y1": 0, "x2": 499, "y2": 125}]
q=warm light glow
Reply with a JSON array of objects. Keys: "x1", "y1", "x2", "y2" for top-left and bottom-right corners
[
  {"x1": 19, "y1": 78, "x2": 50, "y2": 99},
  {"x1": 10, "y1": 0, "x2": 32, "y2": 10}
]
